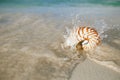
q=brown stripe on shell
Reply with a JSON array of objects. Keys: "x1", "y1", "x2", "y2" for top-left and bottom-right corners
[{"x1": 74, "y1": 27, "x2": 101, "y2": 51}]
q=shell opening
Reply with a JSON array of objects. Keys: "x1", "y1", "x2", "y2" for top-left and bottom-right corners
[
  {"x1": 82, "y1": 40, "x2": 89, "y2": 45},
  {"x1": 76, "y1": 40, "x2": 89, "y2": 51}
]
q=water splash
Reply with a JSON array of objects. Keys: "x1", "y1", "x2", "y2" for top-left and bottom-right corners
[
  {"x1": 62, "y1": 16, "x2": 120, "y2": 73},
  {"x1": 93, "y1": 19, "x2": 109, "y2": 40}
]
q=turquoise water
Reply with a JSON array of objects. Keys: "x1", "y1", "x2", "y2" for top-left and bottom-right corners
[{"x1": 0, "y1": 0, "x2": 120, "y2": 7}]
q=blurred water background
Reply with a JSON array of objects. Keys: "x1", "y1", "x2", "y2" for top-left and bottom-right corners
[{"x1": 0, "y1": 0, "x2": 120, "y2": 7}]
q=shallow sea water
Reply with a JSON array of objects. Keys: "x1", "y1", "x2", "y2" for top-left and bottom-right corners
[{"x1": 0, "y1": 7, "x2": 120, "y2": 80}]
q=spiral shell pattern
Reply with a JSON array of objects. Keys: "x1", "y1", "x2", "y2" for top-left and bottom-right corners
[{"x1": 64, "y1": 27, "x2": 101, "y2": 51}]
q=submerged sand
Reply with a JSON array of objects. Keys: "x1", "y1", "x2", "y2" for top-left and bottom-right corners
[{"x1": 0, "y1": 7, "x2": 120, "y2": 80}]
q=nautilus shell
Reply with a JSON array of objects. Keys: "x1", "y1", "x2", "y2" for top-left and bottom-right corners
[{"x1": 63, "y1": 27, "x2": 101, "y2": 51}]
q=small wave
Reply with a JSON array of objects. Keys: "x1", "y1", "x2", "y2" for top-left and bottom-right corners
[{"x1": 62, "y1": 17, "x2": 120, "y2": 73}]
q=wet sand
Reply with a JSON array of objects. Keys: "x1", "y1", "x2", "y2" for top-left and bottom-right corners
[
  {"x1": 0, "y1": 7, "x2": 120, "y2": 80},
  {"x1": 70, "y1": 58, "x2": 120, "y2": 80}
]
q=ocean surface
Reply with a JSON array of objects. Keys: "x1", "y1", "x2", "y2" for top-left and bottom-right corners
[
  {"x1": 0, "y1": 1, "x2": 120, "y2": 80},
  {"x1": 0, "y1": 0, "x2": 120, "y2": 7}
]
